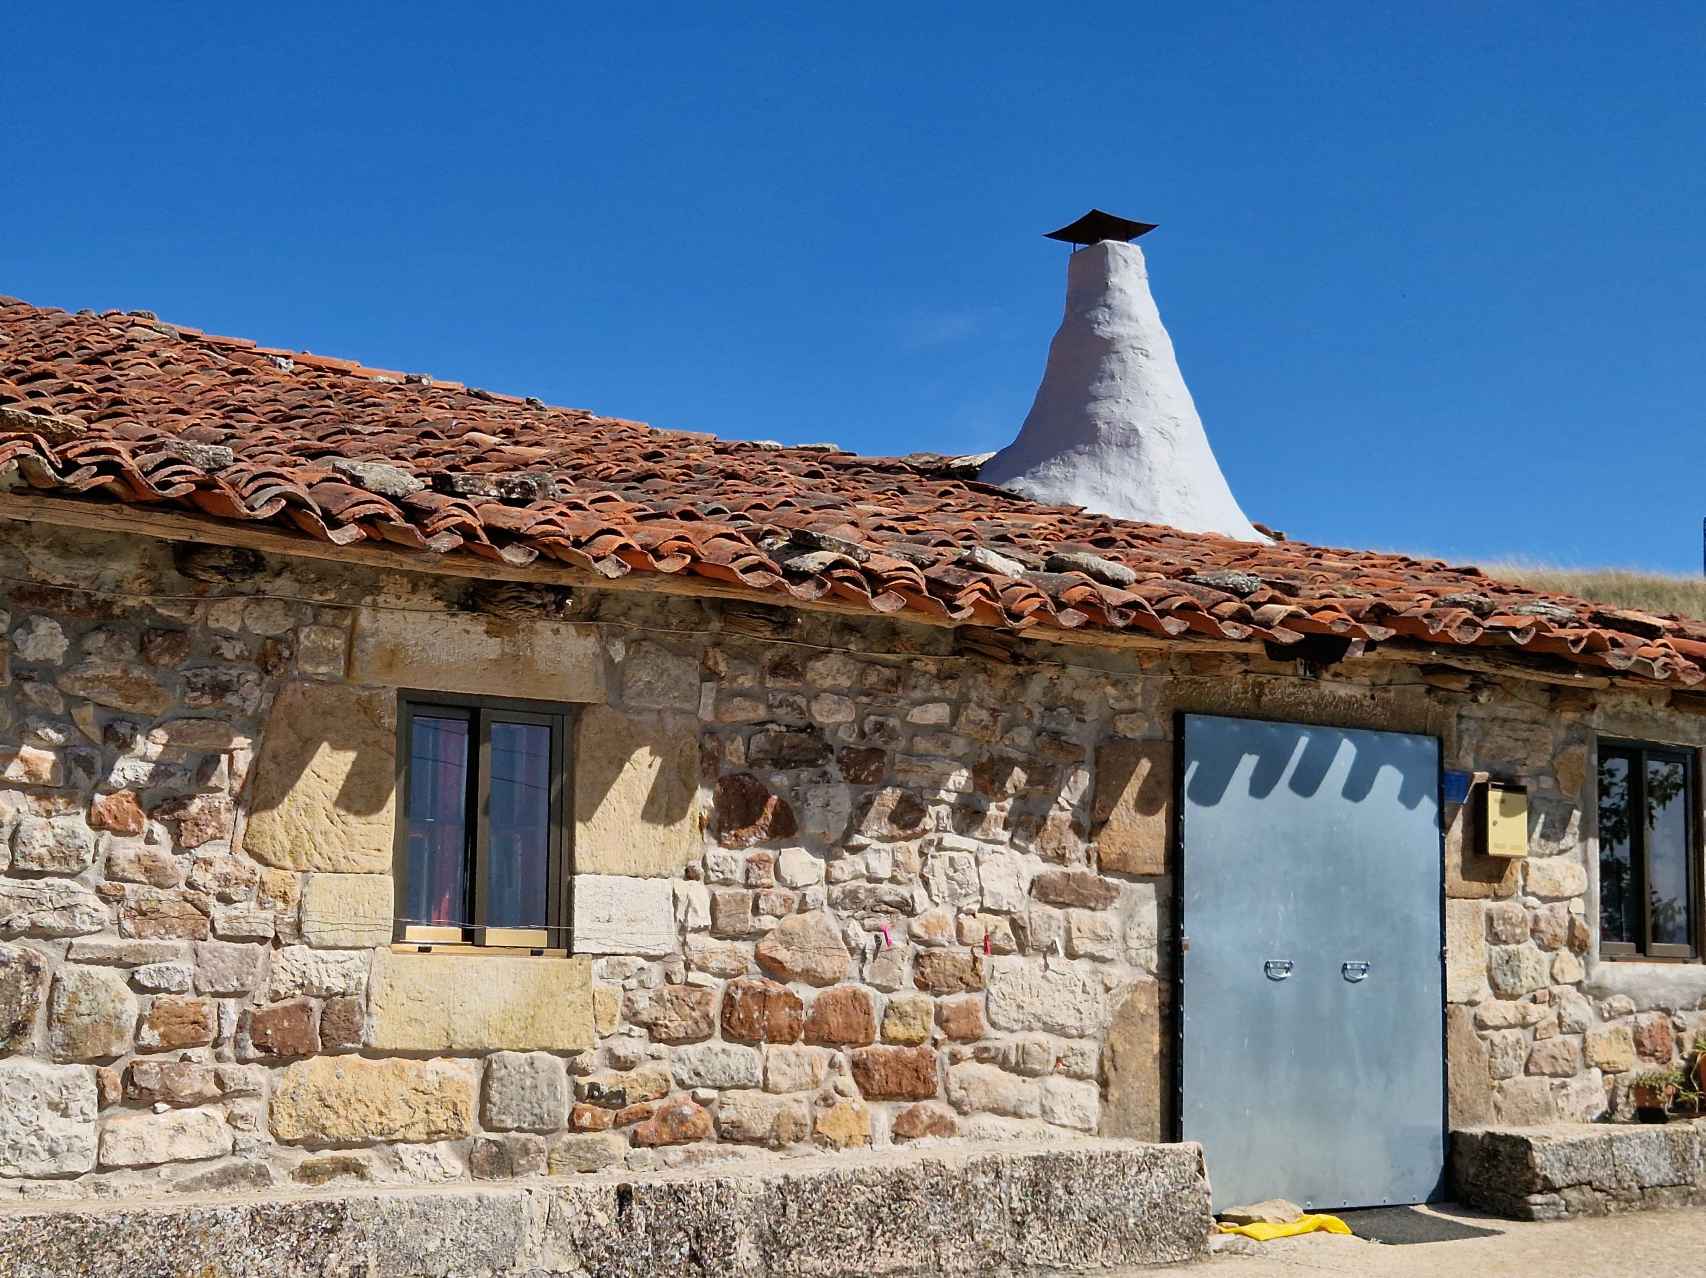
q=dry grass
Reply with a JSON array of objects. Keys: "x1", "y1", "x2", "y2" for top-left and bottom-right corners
[{"x1": 1482, "y1": 562, "x2": 1706, "y2": 621}]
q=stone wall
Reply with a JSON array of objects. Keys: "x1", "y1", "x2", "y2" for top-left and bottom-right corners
[{"x1": 0, "y1": 522, "x2": 1703, "y2": 1201}]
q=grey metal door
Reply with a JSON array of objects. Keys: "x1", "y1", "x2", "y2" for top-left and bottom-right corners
[{"x1": 1180, "y1": 714, "x2": 1444, "y2": 1211}]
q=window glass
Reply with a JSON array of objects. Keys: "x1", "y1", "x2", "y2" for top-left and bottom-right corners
[
  {"x1": 404, "y1": 714, "x2": 471, "y2": 927},
  {"x1": 1598, "y1": 752, "x2": 1637, "y2": 947},
  {"x1": 486, "y1": 720, "x2": 553, "y2": 930},
  {"x1": 1646, "y1": 755, "x2": 1693, "y2": 948}
]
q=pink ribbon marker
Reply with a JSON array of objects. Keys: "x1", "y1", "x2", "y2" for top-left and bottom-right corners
[{"x1": 878, "y1": 923, "x2": 894, "y2": 949}]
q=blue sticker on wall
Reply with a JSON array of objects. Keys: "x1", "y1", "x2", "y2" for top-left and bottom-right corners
[{"x1": 1442, "y1": 769, "x2": 1473, "y2": 805}]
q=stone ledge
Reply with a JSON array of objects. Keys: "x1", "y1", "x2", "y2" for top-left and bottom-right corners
[
  {"x1": 0, "y1": 1139, "x2": 1210, "y2": 1278},
  {"x1": 1451, "y1": 1122, "x2": 1706, "y2": 1220}
]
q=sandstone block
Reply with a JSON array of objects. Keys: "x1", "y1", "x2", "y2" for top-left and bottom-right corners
[
  {"x1": 936, "y1": 994, "x2": 987, "y2": 1043},
  {"x1": 630, "y1": 984, "x2": 716, "y2": 1044},
  {"x1": 0, "y1": 1061, "x2": 96, "y2": 1175},
  {"x1": 0, "y1": 878, "x2": 106, "y2": 938},
  {"x1": 1585, "y1": 1025, "x2": 1636, "y2": 1073},
  {"x1": 350, "y1": 609, "x2": 604, "y2": 702},
  {"x1": 881, "y1": 993, "x2": 934, "y2": 1045},
  {"x1": 714, "y1": 773, "x2": 798, "y2": 849},
  {"x1": 99, "y1": 1107, "x2": 232, "y2": 1168},
  {"x1": 194, "y1": 941, "x2": 267, "y2": 996},
  {"x1": 547, "y1": 1131, "x2": 626, "y2": 1174},
  {"x1": 119, "y1": 889, "x2": 210, "y2": 941},
  {"x1": 320, "y1": 995, "x2": 364, "y2": 1051},
  {"x1": 126, "y1": 1060, "x2": 221, "y2": 1107},
  {"x1": 242, "y1": 682, "x2": 397, "y2": 874},
  {"x1": 977, "y1": 851, "x2": 1028, "y2": 915},
  {"x1": 271, "y1": 1057, "x2": 476, "y2": 1144},
  {"x1": 575, "y1": 1065, "x2": 671, "y2": 1108},
  {"x1": 572, "y1": 874, "x2": 676, "y2": 956},
  {"x1": 367, "y1": 950, "x2": 593, "y2": 1052},
  {"x1": 755, "y1": 910, "x2": 850, "y2": 986},
  {"x1": 720, "y1": 976, "x2": 803, "y2": 1044},
  {"x1": 1488, "y1": 945, "x2": 1551, "y2": 998},
  {"x1": 1525, "y1": 857, "x2": 1588, "y2": 900},
  {"x1": 300, "y1": 874, "x2": 393, "y2": 948},
  {"x1": 893, "y1": 1101, "x2": 958, "y2": 1141},
  {"x1": 105, "y1": 841, "x2": 183, "y2": 888},
  {"x1": 1444, "y1": 1004, "x2": 1494, "y2": 1127},
  {"x1": 851, "y1": 1045, "x2": 938, "y2": 1100},
  {"x1": 914, "y1": 950, "x2": 984, "y2": 994},
  {"x1": 132, "y1": 961, "x2": 193, "y2": 993},
  {"x1": 57, "y1": 661, "x2": 170, "y2": 716},
  {"x1": 764, "y1": 1044, "x2": 834, "y2": 1094},
  {"x1": 804, "y1": 986, "x2": 877, "y2": 1046},
  {"x1": 716, "y1": 1091, "x2": 811, "y2": 1147},
  {"x1": 247, "y1": 999, "x2": 320, "y2": 1057},
  {"x1": 986, "y1": 958, "x2": 1105, "y2": 1036},
  {"x1": 631, "y1": 1098, "x2": 712, "y2": 1147},
  {"x1": 138, "y1": 996, "x2": 216, "y2": 1051},
  {"x1": 574, "y1": 708, "x2": 700, "y2": 876},
  {"x1": 1445, "y1": 899, "x2": 1489, "y2": 1003},
  {"x1": 947, "y1": 1062, "x2": 1040, "y2": 1118},
  {"x1": 1484, "y1": 901, "x2": 1529, "y2": 946},
  {"x1": 1041, "y1": 1075, "x2": 1100, "y2": 1131},
  {"x1": 1030, "y1": 869, "x2": 1120, "y2": 910},
  {"x1": 269, "y1": 946, "x2": 368, "y2": 1000},
  {"x1": 671, "y1": 1042, "x2": 762, "y2": 1090},
  {"x1": 12, "y1": 817, "x2": 95, "y2": 873},
  {"x1": 776, "y1": 847, "x2": 824, "y2": 888},
  {"x1": 1091, "y1": 740, "x2": 1169, "y2": 876},
  {"x1": 813, "y1": 1099, "x2": 872, "y2": 1149},
  {"x1": 483, "y1": 1052, "x2": 569, "y2": 1133},
  {"x1": 47, "y1": 966, "x2": 136, "y2": 1061},
  {"x1": 0, "y1": 744, "x2": 61, "y2": 787},
  {"x1": 0, "y1": 942, "x2": 47, "y2": 1051},
  {"x1": 158, "y1": 795, "x2": 235, "y2": 849},
  {"x1": 1526, "y1": 1037, "x2": 1583, "y2": 1078}
]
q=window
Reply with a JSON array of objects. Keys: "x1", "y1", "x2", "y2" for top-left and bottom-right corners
[
  {"x1": 1598, "y1": 740, "x2": 1699, "y2": 960},
  {"x1": 395, "y1": 694, "x2": 573, "y2": 950}
]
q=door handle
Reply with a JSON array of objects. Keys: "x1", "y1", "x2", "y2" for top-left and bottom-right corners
[
  {"x1": 1263, "y1": 960, "x2": 1294, "y2": 981},
  {"x1": 1341, "y1": 961, "x2": 1371, "y2": 983}
]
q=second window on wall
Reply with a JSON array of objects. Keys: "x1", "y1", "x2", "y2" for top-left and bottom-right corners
[
  {"x1": 395, "y1": 694, "x2": 574, "y2": 950},
  {"x1": 1598, "y1": 740, "x2": 1700, "y2": 960}
]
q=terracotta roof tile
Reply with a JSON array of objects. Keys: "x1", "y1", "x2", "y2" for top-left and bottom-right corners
[{"x1": 2, "y1": 293, "x2": 1703, "y2": 684}]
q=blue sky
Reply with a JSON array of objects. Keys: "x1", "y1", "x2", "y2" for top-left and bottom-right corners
[{"x1": 6, "y1": 3, "x2": 1703, "y2": 569}]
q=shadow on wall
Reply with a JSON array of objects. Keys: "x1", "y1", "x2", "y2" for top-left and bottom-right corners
[
  {"x1": 1185, "y1": 725, "x2": 1436, "y2": 814},
  {"x1": 239, "y1": 683, "x2": 400, "y2": 866}
]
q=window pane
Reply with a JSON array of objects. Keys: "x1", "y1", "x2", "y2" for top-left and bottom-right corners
[
  {"x1": 1646, "y1": 756, "x2": 1693, "y2": 949},
  {"x1": 405, "y1": 715, "x2": 471, "y2": 927},
  {"x1": 1598, "y1": 752, "x2": 1637, "y2": 946},
  {"x1": 486, "y1": 721, "x2": 553, "y2": 930}
]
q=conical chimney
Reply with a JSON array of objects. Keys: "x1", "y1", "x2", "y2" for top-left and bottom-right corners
[{"x1": 981, "y1": 215, "x2": 1265, "y2": 542}]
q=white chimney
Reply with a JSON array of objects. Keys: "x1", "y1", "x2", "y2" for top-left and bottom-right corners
[{"x1": 981, "y1": 231, "x2": 1265, "y2": 542}]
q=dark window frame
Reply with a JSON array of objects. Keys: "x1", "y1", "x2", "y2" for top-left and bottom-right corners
[
  {"x1": 1597, "y1": 738, "x2": 1701, "y2": 962},
  {"x1": 393, "y1": 691, "x2": 576, "y2": 952}
]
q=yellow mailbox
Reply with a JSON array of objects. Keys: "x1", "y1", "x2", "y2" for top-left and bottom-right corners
[{"x1": 1482, "y1": 780, "x2": 1529, "y2": 858}]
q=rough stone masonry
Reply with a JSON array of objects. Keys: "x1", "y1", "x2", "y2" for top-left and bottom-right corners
[{"x1": 0, "y1": 521, "x2": 1701, "y2": 1211}]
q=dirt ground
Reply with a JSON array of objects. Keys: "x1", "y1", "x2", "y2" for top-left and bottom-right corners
[{"x1": 1156, "y1": 1203, "x2": 1706, "y2": 1277}]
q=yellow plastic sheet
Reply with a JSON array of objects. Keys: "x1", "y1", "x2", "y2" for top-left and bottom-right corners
[{"x1": 1216, "y1": 1214, "x2": 1354, "y2": 1242}]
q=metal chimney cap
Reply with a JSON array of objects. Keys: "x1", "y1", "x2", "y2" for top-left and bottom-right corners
[{"x1": 1043, "y1": 209, "x2": 1158, "y2": 246}]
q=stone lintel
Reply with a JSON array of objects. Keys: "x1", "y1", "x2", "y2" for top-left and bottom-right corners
[{"x1": 348, "y1": 608, "x2": 605, "y2": 703}]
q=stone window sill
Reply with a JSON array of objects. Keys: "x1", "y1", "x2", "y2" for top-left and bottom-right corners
[{"x1": 1585, "y1": 955, "x2": 1706, "y2": 1005}]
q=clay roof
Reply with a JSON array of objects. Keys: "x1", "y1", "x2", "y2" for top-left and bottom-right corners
[{"x1": 2, "y1": 294, "x2": 1703, "y2": 685}]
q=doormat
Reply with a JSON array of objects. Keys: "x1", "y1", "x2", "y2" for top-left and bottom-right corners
[{"x1": 1335, "y1": 1207, "x2": 1504, "y2": 1246}]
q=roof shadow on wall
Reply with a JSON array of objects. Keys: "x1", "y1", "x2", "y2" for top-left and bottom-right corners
[{"x1": 1185, "y1": 728, "x2": 1435, "y2": 813}]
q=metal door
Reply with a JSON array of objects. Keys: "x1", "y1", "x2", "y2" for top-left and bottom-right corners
[{"x1": 1179, "y1": 714, "x2": 1444, "y2": 1211}]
